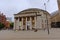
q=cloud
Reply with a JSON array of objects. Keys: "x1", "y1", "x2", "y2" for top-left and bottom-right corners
[{"x1": 0, "y1": 0, "x2": 58, "y2": 21}]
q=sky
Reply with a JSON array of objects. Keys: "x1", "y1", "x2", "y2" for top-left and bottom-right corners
[{"x1": 0, "y1": 0, "x2": 58, "y2": 21}]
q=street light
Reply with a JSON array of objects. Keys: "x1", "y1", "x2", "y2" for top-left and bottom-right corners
[{"x1": 44, "y1": 0, "x2": 50, "y2": 34}]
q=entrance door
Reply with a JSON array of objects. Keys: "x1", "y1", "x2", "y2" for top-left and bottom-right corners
[{"x1": 26, "y1": 21, "x2": 30, "y2": 30}]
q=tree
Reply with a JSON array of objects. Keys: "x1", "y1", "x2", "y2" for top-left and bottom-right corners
[
  {"x1": 10, "y1": 22, "x2": 14, "y2": 29},
  {"x1": 0, "y1": 23, "x2": 5, "y2": 30}
]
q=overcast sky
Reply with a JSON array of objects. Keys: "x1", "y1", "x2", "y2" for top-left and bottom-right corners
[{"x1": 0, "y1": 0, "x2": 58, "y2": 21}]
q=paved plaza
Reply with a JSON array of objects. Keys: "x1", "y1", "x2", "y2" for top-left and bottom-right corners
[{"x1": 0, "y1": 28, "x2": 60, "y2": 40}]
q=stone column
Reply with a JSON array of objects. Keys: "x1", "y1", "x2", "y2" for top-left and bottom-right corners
[
  {"x1": 34, "y1": 17, "x2": 37, "y2": 29},
  {"x1": 17, "y1": 18, "x2": 19, "y2": 30},
  {"x1": 21, "y1": 17, "x2": 23, "y2": 30},
  {"x1": 30, "y1": 17, "x2": 32, "y2": 30},
  {"x1": 14, "y1": 18, "x2": 19, "y2": 30},
  {"x1": 26, "y1": 17, "x2": 27, "y2": 30}
]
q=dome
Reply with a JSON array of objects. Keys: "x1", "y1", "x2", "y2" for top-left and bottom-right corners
[
  {"x1": 14, "y1": 8, "x2": 50, "y2": 15},
  {"x1": 17, "y1": 8, "x2": 49, "y2": 14}
]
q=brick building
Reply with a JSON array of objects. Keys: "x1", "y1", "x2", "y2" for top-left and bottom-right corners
[
  {"x1": 51, "y1": 0, "x2": 60, "y2": 28},
  {"x1": 58, "y1": 0, "x2": 60, "y2": 10},
  {"x1": 0, "y1": 12, "x2": 10, "y2": 29}
]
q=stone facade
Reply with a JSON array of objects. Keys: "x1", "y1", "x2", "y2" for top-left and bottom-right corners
[
  {"x1": 14, "y1": 8, "x2": 51, "y2": 30},
  {"x1": 51, "y1": 12, "x2": 60, "y2": 22}
]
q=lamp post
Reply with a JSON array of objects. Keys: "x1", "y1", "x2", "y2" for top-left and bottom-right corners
[{"x1": 44, "y1": 1, "x2": 50, "y2": 34}]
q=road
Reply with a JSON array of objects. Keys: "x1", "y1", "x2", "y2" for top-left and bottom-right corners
[{"x1": 0, "y1": 28, "x2": 60, "y2": 40}]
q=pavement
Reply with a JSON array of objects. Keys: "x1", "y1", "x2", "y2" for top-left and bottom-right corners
[{"x1": 0, "y1": 28, "x2": 60, "y2": 40}]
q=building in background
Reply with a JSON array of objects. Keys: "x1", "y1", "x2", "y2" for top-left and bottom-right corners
[
  {"x1": 0, "y1": 12, "x2": 10, "y2": 29},
  {"x1": 51, "y1": 0, "x2": 60, "y2": 28},
  {"x1": 58, "y1": 0, "x2": 60, "y2": 10},
  {"x1": 14, "y1": 8, "x2": 51, "y2": 30},
  {"x1": 6, "y1": 17, "x2": 12, "y2": 23}
]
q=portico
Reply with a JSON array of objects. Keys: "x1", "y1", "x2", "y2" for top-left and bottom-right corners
[{"x1": 14, "y1": 16, "x2": 36, "y2": 30}]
